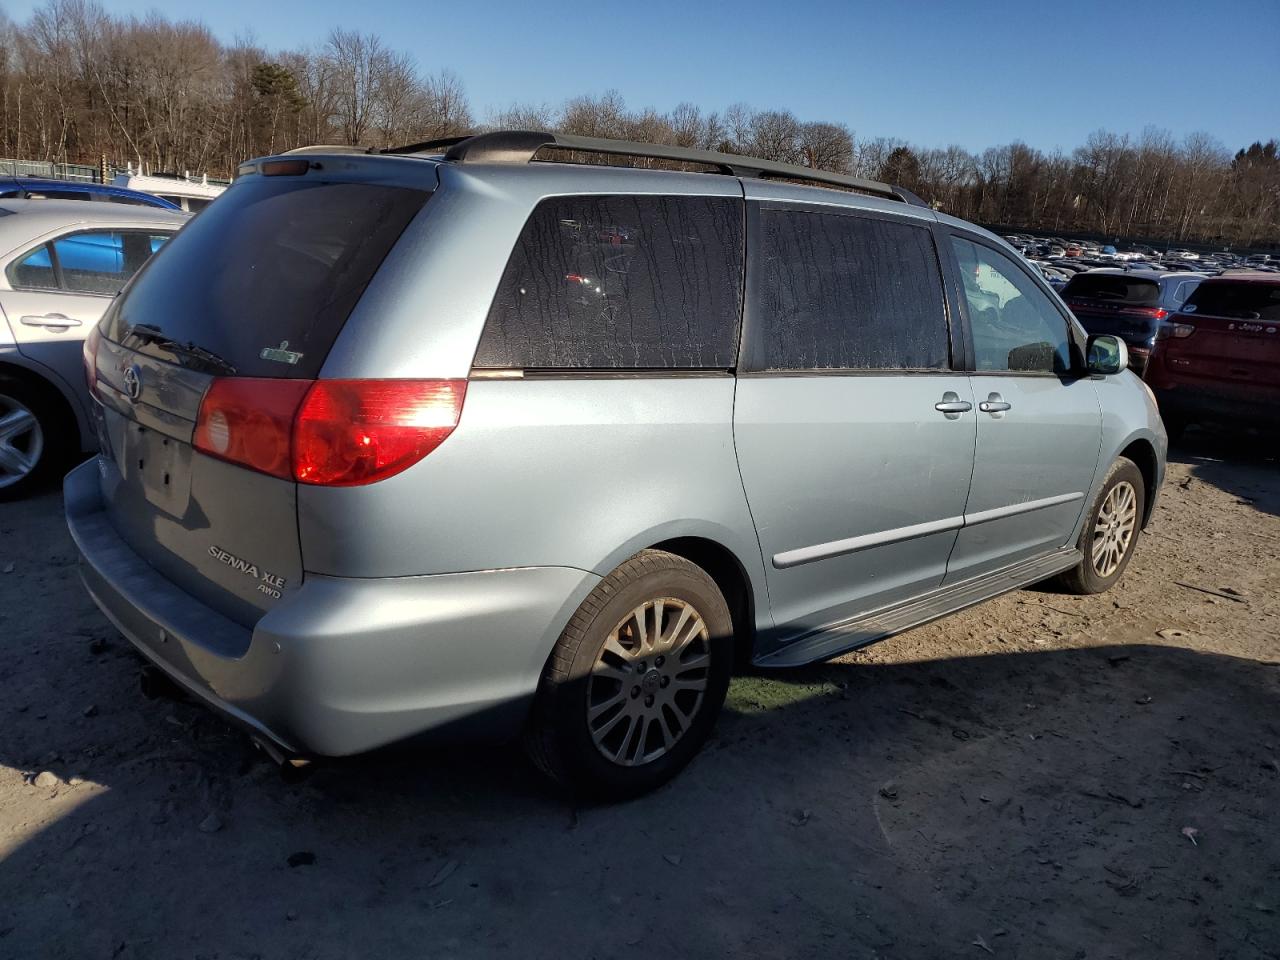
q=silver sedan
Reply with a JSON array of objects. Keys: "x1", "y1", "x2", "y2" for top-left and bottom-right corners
[{"x1": 0, "y1": 199, "x2": 187, "y2": 497}]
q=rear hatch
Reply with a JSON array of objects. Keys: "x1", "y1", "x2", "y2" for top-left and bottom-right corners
[
  {"x1": 1062, "y1": 273, "x2": 1166, "y2": 342},
  {"x1": 1159, "y1": 279, "x2": 1280, "y2": 393},
  {"x1": 90, "y1": 165, "x2": 433, "y2": 635}
]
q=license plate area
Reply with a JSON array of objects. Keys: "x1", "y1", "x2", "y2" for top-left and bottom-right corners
[{"x1": 122, "y1": 421, "x2": 194, "y2": 515}]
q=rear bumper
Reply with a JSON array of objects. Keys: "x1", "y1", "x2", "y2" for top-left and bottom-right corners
[{"x1": 65, "y1": 458, "x2": 599, "y2": 756}]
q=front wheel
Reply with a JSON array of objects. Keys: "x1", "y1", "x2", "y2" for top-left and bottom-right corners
[
  {"x1": 1056, "y1": 456, "x2": 1146, "y2": 595},
  {"x1": 525, "y1": 550, "x2": 733, "y2": 800}
]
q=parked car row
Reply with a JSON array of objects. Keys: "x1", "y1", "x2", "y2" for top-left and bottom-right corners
[
  {"x1": 1001, "y1": 232, "x2": 1278, "y2": 290},
  {"x1": 1055, "y1": 262, "x2": 1278, "y2": 435},
  {"x1": 998, "y1": 232, "x2": 1277, "y2": 439}
]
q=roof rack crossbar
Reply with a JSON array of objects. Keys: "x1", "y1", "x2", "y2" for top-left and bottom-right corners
[{"x1": 385, "y1": 130, "x2": 924, "y2": 206}]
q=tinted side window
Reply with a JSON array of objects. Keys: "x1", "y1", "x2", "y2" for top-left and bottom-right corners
[
  {"x1": 55, "y1": 230, "x2": 167, "y2": 296},
  {"x1": 475, "y1": 195, "x2": 743, "y2": 369},
  {"x1": 7, "y1": 244, "x2": 58, "y2": 290},
  {"x1": 951, "y1": 237, "x2": 1071, "y2": 374},
  {"x1": 755, "y1": 209, "x2": 949, "y2": 370}
]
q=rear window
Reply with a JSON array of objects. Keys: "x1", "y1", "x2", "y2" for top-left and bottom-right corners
[
  {"x1": 102, "y1": 178, "x2": 430, "y2": 378},
  {"x1": 1183, "y1": 281, "x2": 1280, "y2": 321},
  {"x1": 754, "y1": 208, "x2": 949, "y2": 370},
  {"x1": 1062, "y1": 274, "x2": 1160, "y2": 306},
  {"x1": 474, "y1": 194, "x2": 743, "y2": 369}
]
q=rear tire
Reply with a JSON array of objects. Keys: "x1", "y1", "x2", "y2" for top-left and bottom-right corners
[
  {"x1": 0, "y1": 378, "x2": 69, "y2": 501},
  {"x1": 1056, "y1": 456, "x2": 1145, "y2": 595},
  {"x1": 525, "y1": 549, "x2": 733, "y2": 800}
]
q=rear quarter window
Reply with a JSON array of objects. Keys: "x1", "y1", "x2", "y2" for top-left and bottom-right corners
[
  {"x1": 474, "y1": 194, "x2": 743, "y2": 370},
  {"x1": 102, "y1": 178, "x2": 430, "y2": 378}
]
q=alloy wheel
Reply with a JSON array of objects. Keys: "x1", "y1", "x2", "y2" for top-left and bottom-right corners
[
  {"x1": 0, "y1": 393, "x2": 43, "y2": 489},
  {"x1": 586, "y1": 597, "x2": 711, "y2": 767},
  {"x1": 1091, "y1": 480, "x2": 1137, "y2": 578}
]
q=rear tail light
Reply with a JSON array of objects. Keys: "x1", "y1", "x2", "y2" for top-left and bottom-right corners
[
  {"x1": 293, "y1": 380, "x2": 466, "y2": 486},
  {"x1": 83, "y1": 325, "x2": 101, "y2": 397},
  {"x1": 193, "y1": 378, "x2": 311, "y2": 480},
  {"x1": 193, "y1": 378, "x2": 466, "y2": 486},
  {"x1": 1118, "y1": 306, "x2": 1168, "y2": 320}
]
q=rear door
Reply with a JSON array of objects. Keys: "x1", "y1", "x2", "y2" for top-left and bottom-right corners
[
  {"x1": 942, "y1": 232, "x2": 1101, "y2": 582},
  {"x1": 734, "y1": 194, "x2": 976, "y2": 640},
  {"x1": 1, "y1": 228, "x2": 173, "y2": 404},
  {"x1": 92, "y1": 170, "x2": 433, "y2": 630}
]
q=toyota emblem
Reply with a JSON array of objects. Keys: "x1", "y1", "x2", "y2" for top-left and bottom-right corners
[{"x1": 122, "y1": 365, "x2": 143, "y2": 402}]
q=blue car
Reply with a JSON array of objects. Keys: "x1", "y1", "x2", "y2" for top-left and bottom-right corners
[{"x1": 0, "y1": 176, "x2": 180, "y2": 210}]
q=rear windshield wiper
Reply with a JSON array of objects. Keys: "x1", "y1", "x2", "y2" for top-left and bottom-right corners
[{"x1": 125, "y1": 323, "x2": 238, "y2": 376}]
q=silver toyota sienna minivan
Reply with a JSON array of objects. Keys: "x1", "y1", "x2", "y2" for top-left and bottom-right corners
[{"x1": 66, "y1": 131, "x2": 1166, "y2": 798}]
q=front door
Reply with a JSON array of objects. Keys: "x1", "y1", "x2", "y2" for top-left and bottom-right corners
[
  {"x1": 734, "y1": 196, "x2": 976, "y2": 643},
  {"x1": 942, "y1": 233, "x2": 1102, "y2": 582}
]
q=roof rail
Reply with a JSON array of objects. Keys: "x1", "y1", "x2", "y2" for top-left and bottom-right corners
[
  {"x1": 283, "y1": 144, "x2": 376, "y2": 156},
  {"x1": 384, "y1": 130, "x2": 925, "y2": 206}
]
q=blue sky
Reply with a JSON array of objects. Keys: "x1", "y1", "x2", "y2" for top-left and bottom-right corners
[{"x1": 5, "y1": 0, "x2": 1278, "y2": 153}]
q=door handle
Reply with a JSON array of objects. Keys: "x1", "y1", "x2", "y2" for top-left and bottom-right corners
[
  {"x1": 934, "y1": 391, "x2": 973, "y2": 418},
  {"x1": 20, "y1": 313, "x2": 82, "y2": 329},
  {"x1": 979, "y1": 392, "x2": 1012, "y2": 414}
]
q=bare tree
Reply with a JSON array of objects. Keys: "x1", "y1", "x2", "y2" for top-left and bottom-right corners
[
  {"x1": 0, "y1": 1, "x2": 1271, "y2": 247},
  {"x1": 326, "y1": 28, "x2": 384, "y2": 145},
  {"x1": 798, "y1": 120, "x2": 852, "y2": 172}
]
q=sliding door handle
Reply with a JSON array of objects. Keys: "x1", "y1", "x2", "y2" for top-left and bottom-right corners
[
  {"x1": 935, "y1": 391, "x2": 973, "y2": 418},
  {"x1": 979, "y1": 392, "x2": 1012, "y2": 414}
]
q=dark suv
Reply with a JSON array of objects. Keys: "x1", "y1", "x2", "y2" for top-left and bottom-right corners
[
  {"x1": 1145, "y1": 274, "x2": 1280, "y2": 437},
  {"x1": 1062, "y1": 269, "x2": 1205, "y2": 375}
]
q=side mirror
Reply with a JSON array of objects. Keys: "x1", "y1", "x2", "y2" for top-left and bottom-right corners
[{"x1": 1087, "y1": 334, "x2": 1129, "y2": 376}]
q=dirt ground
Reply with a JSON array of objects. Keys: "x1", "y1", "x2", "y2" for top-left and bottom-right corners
[{"x1": 1, "y1": 432, "x2": 1278, "y2": 960}]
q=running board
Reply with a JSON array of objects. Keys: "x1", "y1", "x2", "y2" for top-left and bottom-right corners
[{"x1": 753, "y1": 549, "x2": 1081, "y2": 669}]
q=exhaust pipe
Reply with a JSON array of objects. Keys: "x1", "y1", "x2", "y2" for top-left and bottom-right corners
[{"x1": 251, "y1": 735, "x2": 313, "y2": 783}]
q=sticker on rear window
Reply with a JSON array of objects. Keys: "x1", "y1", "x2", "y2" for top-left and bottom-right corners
[
  {"x1": 1182, "y1": 304, "x2": 1197, "y2": 313},
  {"x1": 260, "y1": 340, "x2": 303, "y2": 365}
]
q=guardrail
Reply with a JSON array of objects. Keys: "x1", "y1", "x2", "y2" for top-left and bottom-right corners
[{"x1": 0, "y1": 158, "x2": 98, "y2": 182}]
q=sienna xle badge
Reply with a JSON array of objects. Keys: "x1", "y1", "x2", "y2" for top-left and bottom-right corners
[{"x1": 66, "y1": 132, "x2": 1166, "y2": 798}]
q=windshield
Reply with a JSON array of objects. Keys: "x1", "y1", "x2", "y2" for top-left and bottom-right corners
[{"x1": 101, "y1": 177, "x2": 431, "y2": 378}]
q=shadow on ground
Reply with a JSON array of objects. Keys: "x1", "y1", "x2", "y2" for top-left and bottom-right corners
[
  {"x1": 1170, "y1": 427, "x2": 1280, "y2": 519},
  {"x1": 2, "y1": 640, "x2": 1278, "y2": 959}
]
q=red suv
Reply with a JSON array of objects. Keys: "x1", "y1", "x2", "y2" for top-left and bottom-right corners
[{"x1": 1145, "y1": 274, "x2": 1280, "y2": 438}]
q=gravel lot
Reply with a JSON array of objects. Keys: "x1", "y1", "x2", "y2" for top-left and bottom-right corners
[{"x1": 2, "y1": 434, "x2": 1278, "y2": 960}]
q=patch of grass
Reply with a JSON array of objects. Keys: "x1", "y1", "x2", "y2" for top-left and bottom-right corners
[{"x1": 726, "y1": 673, "x2": 840, "y2": 714}]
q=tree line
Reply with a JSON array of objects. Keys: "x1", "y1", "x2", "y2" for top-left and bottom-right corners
[{"x1": 1, "y1": 1, "x2": 1275, "y2": 247}]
